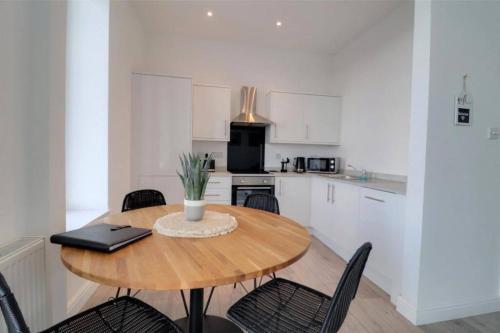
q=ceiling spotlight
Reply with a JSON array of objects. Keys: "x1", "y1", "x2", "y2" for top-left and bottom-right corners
[
  {"x1": 207, "y1": 11, "x2": 213, "y2": 17},
  {"x1": 276, "y1": 21, "x2": 282, "y2": 27}
]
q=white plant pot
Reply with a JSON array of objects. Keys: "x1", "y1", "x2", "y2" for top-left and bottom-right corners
[{"x1": 184, "y1": 199, "x2": 206, "y2": 221}]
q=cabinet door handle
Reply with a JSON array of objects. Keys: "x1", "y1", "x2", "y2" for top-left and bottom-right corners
[
  {"x1": 205, "y1": 194, "x2": 221, "y2": 197},
  {"x1": 306, "y1": 124, "x2": 310, "y2": 139},
  {"x1": 327, "y1": 183, "x2": 331, "y2": 202},
  {"x1": 274, "y1": 123, "x2": 278, "y2": 138},
  {"x1": 225, "y1": 120, "x2": 228, "y2": 137},
  {"x1": 331, "y1": 184, "x2": 335, "y2": 204},
  {"x1": 364, "y1": 196, "x2": 385, "y2": 203},
  {"x1": 209, "y1": 181, "x2": 221, "y2": 184},
  {"x1": 279, "y1": 179, "x2": 283, "y2": 196}
]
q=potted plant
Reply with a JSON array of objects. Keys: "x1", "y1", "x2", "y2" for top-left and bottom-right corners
[{"x1": 177, "y1": 153, "x2": 213, "y2": 221}]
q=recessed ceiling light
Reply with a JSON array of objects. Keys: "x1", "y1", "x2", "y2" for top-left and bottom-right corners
[
  {"x1": 207, "y1": 11, "x2": 213, "y2": 17},
  {"x1": 276, "y1": 21, "x2": 282, "y2": 27}
]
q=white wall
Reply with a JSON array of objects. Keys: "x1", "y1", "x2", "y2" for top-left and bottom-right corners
[
  {"x1": 144, "y1": 37, "x2": 337, "y2": 169},
  {"x1": 0, "y1": 1, "x2": 31, "y2": 245},
  {"x1": 330, "y1": 3, "x2": 414, "y2": 176},
  {"x1": 399, "y1": 0, "x2": 500, "y2": 324},
  {"x1": 0, "y1": 0, "x2": 68, "y2": 324},
  {"x1": 108, "y1": 1, "x2": 146, "y2": 212},
  {"x1": 66, "y1": 0, "x2": 109, "y2": 212}
]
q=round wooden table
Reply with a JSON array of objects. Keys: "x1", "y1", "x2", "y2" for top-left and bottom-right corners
[{"x1": 60, "y1": 204, "x2": 311, "y2": 333}]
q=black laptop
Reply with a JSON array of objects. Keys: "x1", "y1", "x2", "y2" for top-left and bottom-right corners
[{"x1": 50, "y1": 224, "x2": 152, "y2": 253}]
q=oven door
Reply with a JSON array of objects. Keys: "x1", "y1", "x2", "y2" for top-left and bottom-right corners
[{"x1": 231, "y1": 186, "x2": 275, "y2": 206}]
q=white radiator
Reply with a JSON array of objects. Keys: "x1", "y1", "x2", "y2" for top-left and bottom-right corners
[{"x1": 0, "y1": 237, "x2": 48, "y2": 333}]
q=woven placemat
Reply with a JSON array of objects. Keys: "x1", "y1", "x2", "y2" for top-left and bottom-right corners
[{"x1": 153, "y1": 210, "x2": 238, "y2": 238}]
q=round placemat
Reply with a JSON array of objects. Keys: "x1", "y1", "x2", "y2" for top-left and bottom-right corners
[{"x1": 153, "y1": 210, "x2": 238, "y2": 238}]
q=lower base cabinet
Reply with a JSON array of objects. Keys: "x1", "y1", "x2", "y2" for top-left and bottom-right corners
[
  {"x1": 276, "y1": 176, "x2": 311, "y2": 226},
  {"x1": 310, "y1": 176, "x2": 404, "y2": 303},
  {"x1": 204, "y1": 176, "x2": 231, "y2": 204},
  {"x1": 358, "y1": 188, "x2": 404, "y2": 302}
]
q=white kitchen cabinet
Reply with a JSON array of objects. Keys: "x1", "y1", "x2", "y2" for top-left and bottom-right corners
[
  {"x1": 132, "y1": 73, "x2": 192, "y2": 202},
  {"x1": 358, "y1": 188, "x2": 404, "y2": 301},
  {"x1": 193, "y1": 84, "x2": 231, "y2": 141},
  {"x1": 204, "y1": 176, "x2": 231, "y2": 204},
  {"x1": 309, "y1": 176, "x2": 405, "y2": 302},
  {"x1": 267, "y1": 92, "x2": 305, "y2": 143},
  {"x1": 310, "y1": 177, "x2": 359, "y2": 259},
  {"x1": 267, "y1": 91, "x2": 341, "y2": 145},
  {"x1": 310, "y1": 176, "x2": 333, "y2": 236},
  {"x1": 132, "y1": 73, "x2": 192, "y2": 176},
  {"x1": 303, "y1": 94, "x2": 341, "y2": 144},
  {"x1": 276, "y1": 176, "x2": 310, "y2": 226},
  {"x1": 329, "y1": 181, "x2": 360, "y2": 259}
]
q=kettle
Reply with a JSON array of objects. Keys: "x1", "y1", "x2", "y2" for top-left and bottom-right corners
[{"x1": 293, "y1": 157, "x2": 306, "y2": 173}]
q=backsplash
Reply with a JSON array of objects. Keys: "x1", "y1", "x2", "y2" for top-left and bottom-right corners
[{"x1": 193, "y1": 140, "x2": 338, "y2": 170}]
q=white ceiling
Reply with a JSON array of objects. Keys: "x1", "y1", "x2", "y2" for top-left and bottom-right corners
[{"x1": 130, "y1": 1, "x2": 405, "y2": 54}]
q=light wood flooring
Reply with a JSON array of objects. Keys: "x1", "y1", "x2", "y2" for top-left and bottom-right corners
[{"x1": 84, "y1": 237, "x2": 500, "y2": 332}]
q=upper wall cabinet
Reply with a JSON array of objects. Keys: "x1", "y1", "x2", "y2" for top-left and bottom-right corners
[
  {"x1": 193, "y1": 84, "x2": 231, "y2": 142},
  {"x1": 267, "y1": 91, "x2": 341, "y2": 145}
]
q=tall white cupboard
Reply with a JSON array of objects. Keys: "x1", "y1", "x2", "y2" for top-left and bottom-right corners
[{"x1": 131, "y1": 73, "x2": 192, "y2": 204}]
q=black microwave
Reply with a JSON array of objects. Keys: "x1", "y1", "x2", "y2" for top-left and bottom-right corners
[{"x1": 307, "y1": 158, "x2": 340, "y2": 173}]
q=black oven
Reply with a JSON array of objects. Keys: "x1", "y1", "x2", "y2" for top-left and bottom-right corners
[{"x1": 231, "y1": 176, "x2": 275, "y2": 206}]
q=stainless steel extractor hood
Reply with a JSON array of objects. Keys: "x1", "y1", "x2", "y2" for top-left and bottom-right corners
[{"x1": 231, "y1": 86, "x2": 272, "y2": 126}]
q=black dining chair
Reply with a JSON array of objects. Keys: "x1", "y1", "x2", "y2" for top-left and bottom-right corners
[
  {"x1": 244, "y1": 193, "x2": 280, "y2": 215},
  {"x1": 203, "y1": 193, "x2": 281, "y2": 316},
  {"x1": 243, "y1": 193, "x2": 280, "y2": 286},
  {"x1": 226, "y1": 242, "x2": 372, "y2": 333},
  {"x1": 122, "y1": 189, "x2": 166, "y2": 212},
  {"x1": 0, "y1": 272, "x2": 182, "y2": 333},
  {"x1": 120, "y1": 189, "x2": 189, "y2": 317}
]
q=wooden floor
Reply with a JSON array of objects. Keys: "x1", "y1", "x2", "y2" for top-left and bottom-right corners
[{"x1": 85, "y1": 237, "x2": 500, "y2": 332}]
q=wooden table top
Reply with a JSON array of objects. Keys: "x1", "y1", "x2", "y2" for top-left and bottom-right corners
[{"x1": 60, "y1": 204, "x2": 311, "y2": 291}]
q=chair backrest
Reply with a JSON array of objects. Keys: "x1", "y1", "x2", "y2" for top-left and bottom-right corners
[
  {"x1": 243, "y1": 193, "x2": 280, "y2": 215},
  {"x1": 320, "y1": 242, "x2": 372, "y2": 333},
  {"x1": 122, "y1": 189, "x2": 166, "y2": 212},
  {"x1": 0, "y1": 273, "x2": 30, "y2": 333}
]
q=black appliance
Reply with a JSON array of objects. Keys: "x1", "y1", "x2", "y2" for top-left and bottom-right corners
[
  {"x1": 307, "y1": 157, "x2": 340, "y2": 173},
  {"x1": 227, "y1": 125, "x2": 266, "y2": 173},
  {"x1": 231, "y1": 176, "x2": 275, "y2": 206},
  {"x1": 293, "y1": 157, "x2": 306, "y2": 173},
  {"x1": 280, "y1": 158, "x2": 290, "y2": 173},
  {"x1": 202, "y1": 153, "x2": 215, "y2": 172}
]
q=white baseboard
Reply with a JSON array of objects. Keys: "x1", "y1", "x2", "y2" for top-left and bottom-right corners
[
  {"x1": 397, "y1": 295, "x2": 500, "y2": 325},
  {"x1": 396, "y1": 296, "x2": 418, "y2": 324},
  {"x1": 67, "y1": 280, "x2": 99, "y2": 317}
]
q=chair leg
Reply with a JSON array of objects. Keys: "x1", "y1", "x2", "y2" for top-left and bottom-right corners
[
  {"x1": 203, "y1": 287, "x2": 216, "y2": 316},
  {"x1": 272, "y1": 272, "x2": 277, "y2": 279},
  {"x1": 238, "y1": 282, "x2": 249, "y2": 294},
  {"x1": 180, "y1": 290, "x2": 189, "y2": 317},
  {"x1": 126, "y1": 288, "x2": 131, "y2": 296},
  {"x1": 233, "y1": 283, "x2": 237, "y2": 288},
  {"x1": 115, "y1": 287, "x2": 121, "y2": 298},
  {"x1": 254, "y1": 278, "x2": 257, "y2": 289}
]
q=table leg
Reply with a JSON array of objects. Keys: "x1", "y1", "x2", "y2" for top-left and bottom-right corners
[
  {"x1": 174, "y1": 288, "x2": 243, "y2": 333},
  {"x1": 189, "y1": 288, "x2": 203, "y2": 332}
]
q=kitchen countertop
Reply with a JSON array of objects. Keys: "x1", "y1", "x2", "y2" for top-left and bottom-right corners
[{"x1": 209, "y1": 170, "x2": 406, "y2": 195}]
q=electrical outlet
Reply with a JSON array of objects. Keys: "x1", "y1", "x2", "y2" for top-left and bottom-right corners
[{"x1": 487, "y1": 127, "x2": 499, "y2": 140}]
